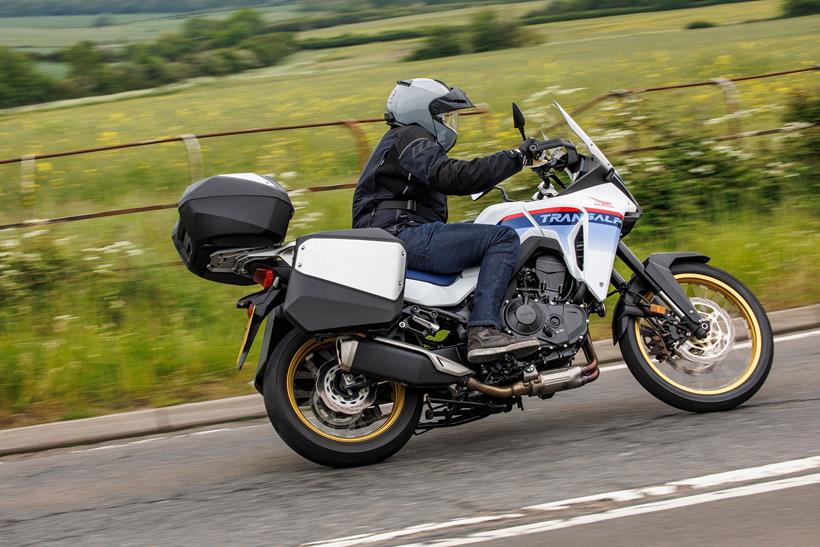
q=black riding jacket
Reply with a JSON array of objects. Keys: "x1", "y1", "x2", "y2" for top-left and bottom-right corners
[{"x1": 352, "y1": 124, "x2": 523, "y2": 233}]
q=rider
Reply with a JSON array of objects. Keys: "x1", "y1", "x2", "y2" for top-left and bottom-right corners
[{"x1": 352, "y1": 78, "x2": 541, "y2": 364}]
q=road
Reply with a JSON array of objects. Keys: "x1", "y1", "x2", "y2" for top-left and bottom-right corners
[{"x1": 2, "y1": 330, "x2": 819, "y2": 546}]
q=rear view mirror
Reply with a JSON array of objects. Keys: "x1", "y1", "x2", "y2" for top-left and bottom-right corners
[{"x1": 512, "y1": 102, "x2": 527, "y2": 141}]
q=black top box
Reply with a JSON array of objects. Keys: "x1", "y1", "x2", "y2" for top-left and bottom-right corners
[{"x1": 172, "y1": 173, "x2": 293, "y2": 285}]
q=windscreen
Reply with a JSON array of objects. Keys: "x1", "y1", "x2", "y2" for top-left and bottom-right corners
[{"x1": 553, "y1": 102, "x2": 614, "y2": 172}]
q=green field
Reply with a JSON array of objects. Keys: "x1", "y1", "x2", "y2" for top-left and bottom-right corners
[
  {"x1": 0, "y1": 4, "x2": 314, "y2": 52},
  {"x1": 0, "y1": 0, "x2": 818, "y2": 426}
]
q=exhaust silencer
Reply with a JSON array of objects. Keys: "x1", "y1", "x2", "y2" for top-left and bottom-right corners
[{"x1": 337, "y1": 337, "x2": 473, "y2": 388}]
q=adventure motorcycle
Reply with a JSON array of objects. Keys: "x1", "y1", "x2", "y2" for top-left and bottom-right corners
[{"x1": 172, "y1": 102, "x2": 773, "y2": 468}]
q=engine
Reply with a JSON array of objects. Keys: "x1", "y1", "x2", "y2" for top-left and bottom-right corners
[{"x1": 504, "y1": 254, "x2": 588, "y2": 360}]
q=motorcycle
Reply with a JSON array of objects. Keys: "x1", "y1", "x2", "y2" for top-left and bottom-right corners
[{"x1": 172, "y1": 102, "x2": 773, "y2": 468}]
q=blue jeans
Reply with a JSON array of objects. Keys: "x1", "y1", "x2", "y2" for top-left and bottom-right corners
[{"x1": 397, "y1": 222, "x2": 519, "y2": 328}]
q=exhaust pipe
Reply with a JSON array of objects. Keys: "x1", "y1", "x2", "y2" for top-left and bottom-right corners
[
  {"x1": 337, "y1": 336, "x2": 599, "y2": 397},
  {"x1": 466, "y1": 337, "x2": 599, "y2": 398}
]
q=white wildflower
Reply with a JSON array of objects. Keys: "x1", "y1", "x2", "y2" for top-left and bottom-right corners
[
  {"x1": 556, "y1": 87, "x2": 586, "y2": 96},
  {"x1": 21, "y1": 229, "x2": 49, "y2": 238},
  {"x1": 688, "y1": 165, "x2": 716, "y2": 175}
]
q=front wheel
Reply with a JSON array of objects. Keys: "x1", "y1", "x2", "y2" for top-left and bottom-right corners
[
  {"x1": 620, "y1": 263, "x2": 773, "y2": 412},
  {"x1": 263, "y1": 330, "x2": 423, "y2": 467}
]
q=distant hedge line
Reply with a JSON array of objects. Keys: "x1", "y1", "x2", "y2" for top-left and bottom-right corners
[
  {"x1": 297, "y1": 30, "x2": 426, "y2": 50},
  {"x1": 1, "y1": 9, "x2": 296, "y2": 108},
  {"x1": 0, "y1": 0, "x2": 272, "y2": 17},
  {"x1": 524, "y1": 0, "x2": 751, "y2": 25}
]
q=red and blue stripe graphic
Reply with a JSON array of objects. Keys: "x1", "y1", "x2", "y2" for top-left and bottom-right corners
[{"x1": 499, "y1": 207, "x2": 623, "y2": 229}]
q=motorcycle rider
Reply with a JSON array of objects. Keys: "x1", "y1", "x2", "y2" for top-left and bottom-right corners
[{"x1": 352, "y1": 78, "x2": 541, "y2": 364}]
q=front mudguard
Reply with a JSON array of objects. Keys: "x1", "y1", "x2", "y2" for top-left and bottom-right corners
[{"x1": 611, "y1": 252, "x2": 710, "y2": 343}]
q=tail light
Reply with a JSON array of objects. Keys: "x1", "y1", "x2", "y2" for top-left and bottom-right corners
[{"x1": 252, "y1": 267, "x2": 276, "y2": 289}]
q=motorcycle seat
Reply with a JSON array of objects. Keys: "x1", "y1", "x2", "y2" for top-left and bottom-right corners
[{"x1": 405, "y1": 269, "x2": 459, "y2": 287}]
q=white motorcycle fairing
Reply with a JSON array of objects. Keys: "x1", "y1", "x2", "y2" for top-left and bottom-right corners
[{"x1": 404, "y1": 182, "x2": 635, "y2": 306}]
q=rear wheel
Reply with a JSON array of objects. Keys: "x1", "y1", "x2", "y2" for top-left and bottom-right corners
[
  {"x1": 620, "y1": 263, "x2": 773, "y2": 412},
  {"x1": 263, "y1": 330, "x2": 422, "y2": 467}
]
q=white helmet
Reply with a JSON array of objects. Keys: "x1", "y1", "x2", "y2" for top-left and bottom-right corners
[{"x1": 385, "y1": 78, "x2": 474, "y2": 152}]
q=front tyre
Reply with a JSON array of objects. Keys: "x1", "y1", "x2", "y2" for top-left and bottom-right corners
[
  {"x1": 263, "y1": 330, "x2": 422, "y2": 467},
  {"x1": 620, "y1": 263, "x2": 773, "y2": 413}
]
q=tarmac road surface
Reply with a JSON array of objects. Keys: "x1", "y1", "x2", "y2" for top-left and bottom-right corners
[{"x1": 2, "y1": 329, "x2": 819, "y2": 546}]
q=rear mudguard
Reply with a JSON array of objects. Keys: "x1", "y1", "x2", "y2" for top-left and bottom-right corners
[
  {"x1": 252, "y1": 306, "x2": 295, "y2": 393},
  {"x1": 611, "y1": 252, "x2": 710, "y2": 343}
]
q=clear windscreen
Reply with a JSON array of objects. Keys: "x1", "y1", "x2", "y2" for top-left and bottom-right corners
[{"x1": 552, "y1": 102, "x2": 614, "y2": 171}]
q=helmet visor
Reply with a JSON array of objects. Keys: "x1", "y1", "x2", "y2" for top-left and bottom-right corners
[{"x1": 439, "y1": 111, "x2": 459, "y2": 133}]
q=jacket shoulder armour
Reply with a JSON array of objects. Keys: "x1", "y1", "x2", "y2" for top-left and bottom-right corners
[{"x1": 393, "y1": 124, "x2": 437, "y2": 157}]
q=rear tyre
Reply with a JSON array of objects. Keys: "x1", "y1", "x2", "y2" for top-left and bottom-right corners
[
  {"x1": 263, "y1": 330, "x2": 422, "y2": 467},
  {"x1": 620, "y1": 263, "x2": 773, "y2": 413}
]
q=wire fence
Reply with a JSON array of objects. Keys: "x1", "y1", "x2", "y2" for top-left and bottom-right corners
[
  {"x1": 1, "y1": 66, "x2": 817, "y2": 233},
  {"x1": 1, "y1": 110, "x2": 491, "y2": 231}
]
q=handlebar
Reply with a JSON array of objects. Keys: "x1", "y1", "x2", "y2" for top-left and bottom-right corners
[
  {"x1": 526, "y1": 138, "x2": 575, "y2": 154},
  {"x1": 525, "y1": 138, "x2": 580, "y2": 171}
]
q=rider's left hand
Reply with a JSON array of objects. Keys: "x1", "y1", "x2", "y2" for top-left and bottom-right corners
[
  {"x1": 517, "y1": 138, "x2": 540, "y2": 166},
  {"x1": 529, "y1": 152, "x2": 549, "y2": 169}
]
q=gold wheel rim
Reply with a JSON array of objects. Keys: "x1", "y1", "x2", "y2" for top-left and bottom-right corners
[
  {"x1": 286, "y1": 337, "x2": 405, "y2": 443},
  {"x1": 634, "y1": 273, "x2": 762, "y2": 396}
]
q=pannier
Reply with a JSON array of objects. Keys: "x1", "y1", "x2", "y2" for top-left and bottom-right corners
[
  {"x1": 172, "y1": 173, "x2": 293, "y2": 285},
  {"x1": 283, "y1": 228, "x2": 406, "y2": 332}
]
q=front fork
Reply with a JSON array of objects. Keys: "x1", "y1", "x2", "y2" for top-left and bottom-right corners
[{"x1": 610, "y1": 242, "x2": 711, "y2": 343}]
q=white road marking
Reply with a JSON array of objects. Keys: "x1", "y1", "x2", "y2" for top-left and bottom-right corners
[
  {"x1": 191, "y1": 428, "x2": 233, "y2": 436},
  {"x1": 304, "y1": 515, "x2": 526, "y2": 547},
  {"x1": 397, "y1": 473, "x2": 820, "y2": 547},
  {"x1": 669, "y1": 455, "x2": 820, "y2": 489},
  {"x1": 10, "y1": 328, "x2": 820, "y2": 461},
  {"x1": 306, "y1": 455, "x2": 820, "y2": 547},
  {"x1": 524, "y1": 455, "x2": 820, "y2": 511},
  {"x1": 764, "y1": 328, "x2": 820, "y2": 343},
  {"x1": 64, "y1": 424, "x2": 267, "y2": 454}
]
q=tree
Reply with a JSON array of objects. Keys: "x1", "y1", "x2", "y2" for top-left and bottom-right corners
[
  {"x1": 406, "y1": 11, "x2": 530, "y2": 61},
  {"x1": 0, "y1": 47, "x2": 58, "y2": 107},
  {"x1": 183, "y1": 17, "x2": 220, "y2": 45},
  {"x1": 61, "y1": 41, "x2": 105, "y2": 78},
  {"x1": 134, "y1": 54, "x2": 176, "y2": 85},
  {"x1": 239, "y1": 33, "x2": 296, "y2": 65},
  {"x1": 468, "y1": 10, "x2": 529, "y2": 53},
  {"x1": 405, "y1": 27, "x2": 465, "y2": 61},
  {"x1": 212, "y1": 9, "x2": 267, "y2": 48},
  {"x1": 782, "y1": 0, "x2": 820, "y2": 16},
  {"x1": 151, "y1": 32, "x2": 196, "y2": 61}
]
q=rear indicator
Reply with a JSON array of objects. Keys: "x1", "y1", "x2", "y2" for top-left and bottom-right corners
[{"x1": 252, "y1": 267, "x2": 276, "y2": 289}]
